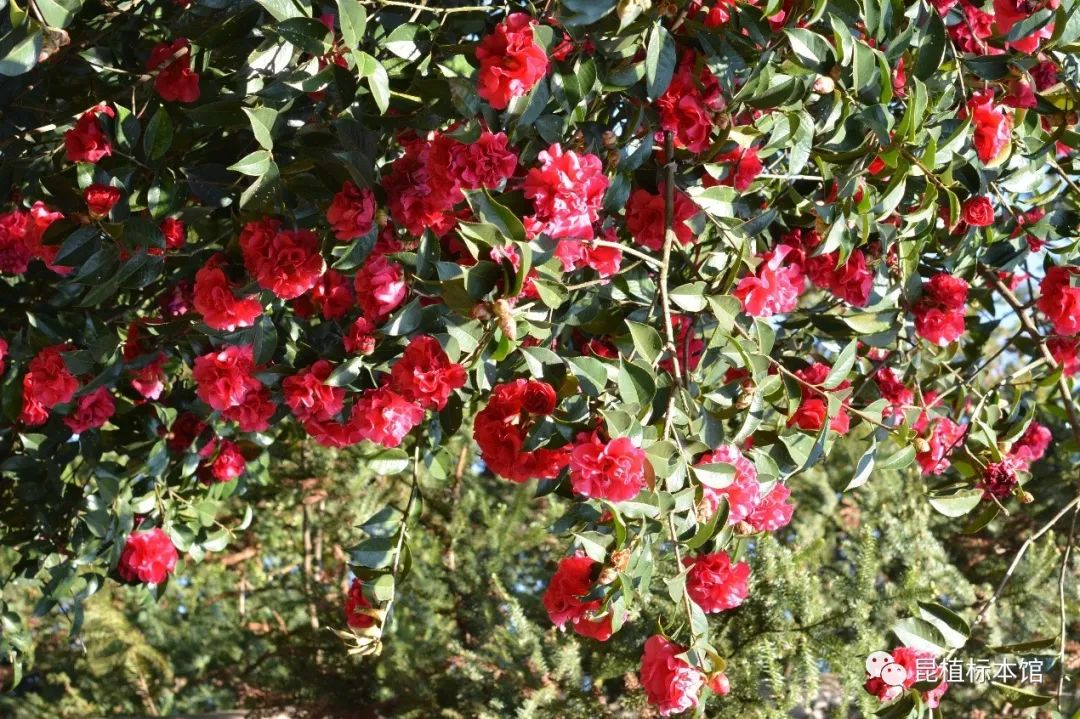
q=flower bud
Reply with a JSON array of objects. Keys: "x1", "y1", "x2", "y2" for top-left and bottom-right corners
[
  {"x1": 914, "y1": 437, "x2": 931, "y2": 454},
  {"x1": 493, "y1": 298, "x2": 517, "y2": 340},
  {"x1": 813, "y1": 75, "x2": 835, "y2": 94}
]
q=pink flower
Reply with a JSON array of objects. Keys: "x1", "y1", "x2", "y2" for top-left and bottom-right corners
[
  {"x1": 0, "y1": 338, "x2": 7, "y2": 375},
  {"x1": 979, "y1": 460, "x2": 1018, "y2": 499},
  {"x1": 746, "y1": 483, "x2": 795, "y2": 532},
  {"x1": 349, "y1": 387, "x2": 424, "y2": 448},
  {"x1": 118, "y1": 528, "x2": 179, "y2": 585},
  {"x1": 875, "y1": 367, "x2": 914, "y2": 420},
  {"x1": 569, "y1": 433, "x2": 647, "y2": 502},
  {"x1": 967, "y1": 90, "x2": 1012, "y2": 165},
  {"x1": 655, "y1": 53, "x2": 724, "y2": 153},
  {"x1": 1050, "y1": 336, "x2": 1080, "y2": 376},
  {"x1": 450, "y1": 131, "x2": 518, "y2": 189},
  {"x1": 475, "y1": 13, "x2": 549, "y2": 110},
  {"x1": 354, "y1": 254, "x2": 407, "y2": 322},
  {"x1": 523, "y1": 144, "x2": 608, "y2": 240},
  {"x1": 916, "y1": 417, "x2": 967, "y2": 475},
  {"x1": 994, "y1": 0, "x2": 1056, "y2": 54},
  {"x1": 63, "y1": 387, "x2": 115, "y2": 433},
  {"x1": 202, "y1": 439, "x2": 246, "y2": 483},
  {"x1": 1008, "y1": 422, "x2": 1051, "y2": 471},
  {"x1": 913, "y1": 273, "x2": 969, "y2": 346},
  {"x1": 696, "y1": 445, "x2": 760, "y2": 524},
  {"x1": 734, "y1": 245, "x2": 804, "y2": 317},
  {"x1": 625, "y1": 187, "x2": 697, "y2": 252},
  {"x1": 345, "y1": 316, "x2": 378, "y2": 355},
  {"x1": 684, "y1": 551, "x2": 751, "y2": 613},
  {"x1": 890, "y1": 646, "x2": 949, "y2": 708},
  {"x1": 327, "y1": 181, "x2": 376, "y2": 241},
  {"x1": 640, "y1": 635, "x2": 705, "y2": 716},
  {"x1": 220, "y1": 386, "x2": 276, "y2": 432},
  {"x1": 389, "y1": 335, "x2": 466, "y2": 410},
  {"x1": 283, "y1": 360, "x2": 346, "y2": 423}
]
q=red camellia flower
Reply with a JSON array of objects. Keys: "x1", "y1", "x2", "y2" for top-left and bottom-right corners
[
  {"x1": 684, "y1": 551, "x2": 751, "y2": 613},
  {"x1": 0, "y1": 202, "x2": 65, "y2": 275},
  {"x1": 117, "y1": 528, "x2": 179, "y2": 585},
  {"x1": 625, "y1": 187, "x2": 698, "y2": 251},
  {"x1": 448, "y1": 130, "x2": 518, "y2": 190},
  {"x1": 640, "y1": 635, "x2": 705, "y2": 716},
  {"x1": 345, "y1": 578, "x2": 376, "y2": 629},
  {"x1": 473, "y1": 379, "x2": 570, "y2": 482},
  {"x1": 979, "y1": 460, "x2": 1019, "y2": 500},
  {"x1": 193, "y1": 262, "x2": 263, "y2": 332},
  {"x1": 967, "y1": 90, "x2": 1012, "y2": 165},
  {"x1": 389, "y1": 336, "x2": 467, "y2": 410},
  {"x1": 542, "y1": 555, "x2": 615, "y2": 641},
  {"x1": 961, "y1": 196, "x2": 994, "y2": 227},
  {"x1": 1037, "y1": 266, "x2": 1080, "y2": 335},
  {"x1": 204, "y1": 439, "x2": 246, "y2": 483},
  {"x1": 696, "y1": 444, "x2": 760, "y2": 524},
  {"x1": 327, "y1": 181, "x2": 377, "y2": 241},
  {"x1": 307, "y1": 269, "x2": 354, "y2": 320},
  {"x1": 283, "y1": 360, "x2": 346, "y2": 423},
  {"x1": 147, "y1": 38, "x2": 201, "y2": 103},
  {"x1": 734, "y1": 245, "x2": 804, "y2": 317},
  {"x1": 192, "y1": 344, "x2": 262, "y2": 412},
  {"x1": 1049, "y1": 336, "x2": 1080, "y2": 376},
  {"x1": 242, "y1": 228, "x2": 326, "y2": 300},
  {"x1": 344, "y1": 316, "x2": 378, "y2": 355},
  {"x1": 523, "y1": 144, "x2": 608, "y2": 240},
  {"x1": 349, "y1": 387, "x2": 424, "y2": 448},
  {"x1": 746, "y1": 483, "x2": 795, "y2": 533},
  {"x1": 83, "y1": 184, "x2": 121, "y2": 218},
  {"x1": 656, "y1": 53, "x2": 725, "y2": 153},
  {"x1": 916, "y1": 417, "x2": 967, "y2": 475},
  {"x1": 569, "y1": 433, "x2": 647, "y2": 502},
  {"x1": 0, "y1": 337, "x2": 7, "y2": 375},
  {"x1": 875, "y1": 367, "x2": 914, "y2": 421},
  {"x1": 65, "y1": 103, "x2": 114, "y2": 163},
  {"x1": 354, "y1": 254, "x2": 408, "y2": 322},
  {"x1": 475, "y1": 12, "x2": 549, "y2": 110},
  {"x1": 382, "y1": 133, "x2": 462, "y2": 237},
  {"x1": 788, "y1": 362, "x2": 851, "y2": 435},
  {"x1": 167, "y1": 412, "x2": 207, "y2": 452},
  {"x1": 715, "y1": 145, "x2": 763, "y2": 191},
  {"x1": 781, "y1": 228, "x2": 873, "y2": 307},
  {"x1": 160, "y1": 217, "x2": 186, "y2": 250},
  {"x1": 913, "y1": 273, "x2": 969, "y2": 346},
  {"x1": 221, "y1": 385, "x2": 277, "y2": 432},
  {"x1": 63, "y1": 387, "x2": 115, "y2": 434},
  {"x1": 994, "y1": 0, "x2": 1056, "y2": 54},
  {"x1": 20, "y1": 344, "x2": 80, "y2": 426}
]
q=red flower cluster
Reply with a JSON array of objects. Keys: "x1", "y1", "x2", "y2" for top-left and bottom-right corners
[
  {"x1": 475, "y1": 13, "x2": 549, "y2": 110},
  {"x1": 0, "y1": 202, "x2": 64, "y2": 275},
  {"x1": 960, "y1": 196, "x2": 994, "y2": 227},
  {"x1": 354, "y1": 254, "x2": 407, "y2": 322},
  {"x1": 864, "y1": 646, "x2": 948, "y2": 708},
  {"x1": 569, "y1": 433, "x2": 648, "y2": 502},
  {"x1": 684, "y1": 551, "x2": 750, "y2": 613},
  {"x1": 283, "y1": 360, "x2": 345, "y2": 424},
  {"x1": 625, "y1": 186, "x2": 698, "y2": 251},
  {"x1": 389, "y1": 336, "x2": 466, "y2": 410},
  {"x1": 199, "y1": 439, "x2": 246, "y2": 483},
  {"x1": 979, "y1": 460, "x2": 1019, "y2": 499},
  {"x1": 912, "y1": 273, "x2": 968, "y2": 346},
  {"x1": 473, "y1": 379, "x2": 569, "y2": 482},
  {"x1": 715, "y1": 145, "x2": 763, "y2": 191},
  {"x1": 193, "y1": 260, "x2": 263, "y2": 331},
  {"x1": 1008, "y1": 422, "x2": 1051, "y2": 470},
  {"x1": 875, "y1": 367, "x2": 914, "y2": 421},
  {"x1": 656, "y1": 53, "x2": 724, "y2": 153},
  {"x1": 192, "y1": 345, "x2": 271, "y2": 430},
  {"x1": 542, "y1": 555, "x2": 614, "y2": 641},
  {"x1": 640, "y1": 635, "x2": 707, "y2": 716},
  {"x1": 349, "y1": 387, "x2": 425, "y2": 448},
  {"x1": 326, "y1": 181, "x2": 377, "y2": 241},
  {"x1": 523, "y1": 143, "x2": 608, "y2": 241},
  {"x1": 994, "y1": 0, "x2": 1057, "y2": 54},
  {"x1": 117, "y1": 528, "x2": 179, "y2": 585},
  {"x1": 160, "y1": 217, "x2": 186, "y2": 251},
  {"x1": 148, "y1": 38, "x2": 200, "y2": 103},
  {"x1": 240, "y1": 220, "x2": 326, "y2": 300},
  {"x1": 696, "y1": 444, "x2": 760, "y2": 524},
  {"x1": 1037, "y1": 266, "x2": 1080, "y2": 335},
  {"x1": 21, "y1": 345, "x2": 79, "y2": 426},
  {"x1": 783, "y1": 228, "x2": 873, "y2": 307},
  {"x1": 788, "y1": 362, "x2": 851, "y2": 435},
  {"x1": 734, "y1": 245, "x2": 804, "y2": 317},
  {"x1": 65, "y1": 103, "x2": 114, "y2": 163}
]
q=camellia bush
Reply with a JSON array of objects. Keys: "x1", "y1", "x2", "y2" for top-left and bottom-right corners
[{"x1": 1, "y1": 0, "x2": 1080, "y2": 715}]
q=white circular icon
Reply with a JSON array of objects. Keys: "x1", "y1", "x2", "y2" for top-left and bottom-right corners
[
  {"x1": 880, "y1": 662, "x2": 908, "y2": 687},
  {"x1": 865, "y1": 651, "x2": 894, "y2": 678}
]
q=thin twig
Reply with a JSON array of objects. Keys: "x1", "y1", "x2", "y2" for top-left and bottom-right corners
[
  {"x1": 660, "y1": 131, "x2": 683, "y2": 440},
  {"x1": 1057, "y1": 504, "x2": 1078, "y2": 709}
]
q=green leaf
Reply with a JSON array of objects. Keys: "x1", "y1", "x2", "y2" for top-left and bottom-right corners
[
  {"x1": 142, "y1": 107, "x2": 173, "y2": 161},
  {"x1": 917, "y1": 601, "x2": 969, "y2": 649},
  {"x1": 568, "y1": 356, "x2": 609, "y2": 396},
  {"x1": 368, "y1": 448, "x2": 411, "y2": 475},
  {"x1": 336, "y1": 0, "x2": 367, "y2": 49},
  {"x1": 991, "y1": 683, "x2": 1052, "y2": 708},
  {"x1": 239, "y1": 161, "x2": 280, "y2": 210},
  {"x1": 876, "y1": 444, "x2": 915, "y2": 471},
  {"x1": 0, "y1": 25, "x2": 42, "y2": 77},
  {"x1": 823, "y1": 339, "x2": 857, "y2": 389},
  {"x1": 685, "y1": 498, "x2": 726, "y2": 550},
  {"x1": 913, "y1": 11, "x2": 946, "y2": 80},
  {"x1": 928, "y1": 489, "x2": 984, "y2": 517},
  {"x1": 359, "y1": 52, "x2": 390, "y2": 114},
  {"x1": 892, "y1": 616, "x2": 948, "y2": 654},
  {"x1": 626, "y1": 321, "x2": 663, "y2": 365},
  {"x1": 255, "y1": 0, "x2": 311, "y2": 21},
  {"x1": 785, "y1": 28, "x2": 833, "y2": 73},
  {"x1": 845, "y1": 439, "x2": 876, "y2": 490},
  {"x1": 644, "y1": 22, "x2": 675, "y2": 101},
  {"x1": 670, "y1": 282, "x2": 707, "y2": 313},
  {"x1": 560, "y1": 0, "x2": 617, "y2": 26},
  {"x1": 243, "y1": 106, "x2": 278, "y2": 150},
  {"x1": 617, "y1": 359, "x2": 656, "y2": 408},
  {"x1": 276, "y1": 17, "x2": 332, "y2": 55},
  {"x1": 463, "y1": 189, "x2": 526, "y2": 244},
  {"x1": 326, "y1": 357, "x2": 365, "y2": 387},
  {"x1": 228, "y1": 149, "x2": 272, "y2": 176},
  {"x1": 348, "y1": 536, "x2": 396, "y2": 569},
  {"x1": 34, "y1": 0, "x2": 83, "y2": 28}
]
